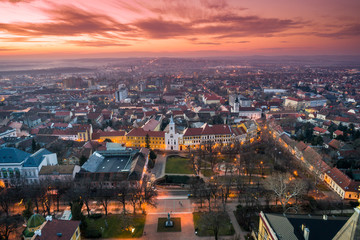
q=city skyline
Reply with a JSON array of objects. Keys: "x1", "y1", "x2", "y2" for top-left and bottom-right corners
[{"x1": 1, "y1": 0, "x2": 360, "y2": 58}]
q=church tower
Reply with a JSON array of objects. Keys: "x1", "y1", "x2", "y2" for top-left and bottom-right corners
[
  {"x1": 165, "y1": 116, "x2": 183, "y2": 151},
  {"x1": 232, "y1": 96, "x2": 240, "y2": 113}
]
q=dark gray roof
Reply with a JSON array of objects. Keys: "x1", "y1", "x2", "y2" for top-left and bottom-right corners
[
  {"x1": 82, "y1": 149, "x2": 137, "y2": 173},
  {"x1": 0, "y1": 147, "x2": 30, "y2": 164},
  {"x1": 264, "y1": 213, "x2": 348, "y2": 240},
  {"x1": 23, "y1": 149, "x2": 53, "y2": 167}
]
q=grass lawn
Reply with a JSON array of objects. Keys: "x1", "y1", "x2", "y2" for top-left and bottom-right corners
[
  {"x1": 157, "y1": 218, "x2": 182, "y2": 232},
  {"x1": 85, "y1": 214, "x2": 146, "y2": 238},
  {"x1": 193, "y1": 212, "x2": 234, "y2": 237},
  {"x1": 165, "y1": 156, "x2": 194, "y2": 174},
  {"x1": 201, "y1": 169, "x2": 215, "y2": 177}
]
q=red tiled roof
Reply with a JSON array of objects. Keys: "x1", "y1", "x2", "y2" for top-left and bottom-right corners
[
  {"x1": 87, "y1": 112, "x2": 102, "y2": 120},
  {"x1": 313, "y1": 126, "x2": 327, "y2": 133},
  {"x1": 142, "y1": 119, "x2": 160, "y2": 131},
  {"x1": 328, "y1": 139, "x2": 342, "y2": 150},
  {"x1": 126, "y1": 128, "x2": 165, "y2": 137},
  {"x1": 295, "y1": 141, "x2": 308, "y2": 151},
  {"x1": 184, "y1": 124, "x2": 232, "y2": 136},
  {"x1": 286, "y1": 97, "x2": 301, "y2": 102},
  {"x1": 334, "y1": 130, "x2": 344, "y2": 136},
  {"x1": 303, "y1": 146, "x2": 330, "y2": 173},
  {"x1": 202, "y1": 124, "x2": 232, "y2": 135},
  {"x1": 231, "y1": 127, "x2": 246, "y2": 136},
  {"x1": 326, "y1": 168, "x2": 352, "y2": 190},
  {"x1": 238, "y1": 107, "x2": 257, "y2": 111},
  {"x1": 183, "y1": 128, "x2": 203, "y2": 136},
  {"x1": 99, "y1": 131, "x2": 126, "y2": 137},
  {"x1": 204, "y1": 94, "x2": 221, "y2": 100},
  {"x1": 55, "y1": 111, "x2": 70, "y2": 116},
  {"x1": 34, "y1": 219, "x2": 80, "y2": 240},
  {"x1": 334, "y1": 116, "x2": 349, "y2": 122}
]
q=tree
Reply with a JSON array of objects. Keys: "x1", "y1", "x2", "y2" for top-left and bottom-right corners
[
  {"x1": 145, "y1": 134, "x2": 150, "y2": 149},
  {"x1": 74, "y1": 180, "x2": 94, "y2": 216},
  {"x1": 116, "y1": 182, "x2": 130, "y2": 214},
  {"x1": 71, "y1": 202, "x2": 83, "y2": 221},
  {"x1": 267, "y1": 172, "x2": 306, "y2": 213},
  {"x1": 219, "y1": 176, "x2": 232, "y2": 212},
  {"x1": 0, "y1": 215, "x2": 23, "y2": 240},
  {"x1": 189, "y1": 177, "x2": 206, "y2": 208},
  {"x1": 139, "y1": 175, "x2": 158, "y2": 211},
  {"x1": 0, "y1": 188, "x2": 12, "y2": 217},
  {"x1": 149, "y1": 150, "x2": 157, "y2": 161},
  {"x1": 22, "y1": 200, "x2": 33, "y2": 220},
  {"x1": 129, "y1": 185, "x2": 141, "y2": 214},
  {"x1": 198, "y1": 211, "x2": 229, "y2": 240},
  {"x1": 97, "y1": 185, "x2": 113, "y2": 217},
  {"x1": 32, "y1": 138, "x2": 37, "y2": 152},
  {"x1": 79, "y1": 155, "x2": 88, "y2": 166}
]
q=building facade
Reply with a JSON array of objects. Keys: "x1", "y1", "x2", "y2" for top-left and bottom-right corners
[
  {"x1": 0, "y1": 147, "x2": 58, "y2": 185},
  {"x1": 165, "y1": 116, "x2": 183, "y2": 150}
]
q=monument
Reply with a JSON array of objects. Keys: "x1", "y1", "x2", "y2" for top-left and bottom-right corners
[{"x1": 165, "y1": 212, "x2": 174, "y2": 227}]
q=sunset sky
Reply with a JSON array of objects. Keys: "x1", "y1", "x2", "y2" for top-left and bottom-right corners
[{"x1": 0, "y1": 0, "x2": 360, "y2": 58}]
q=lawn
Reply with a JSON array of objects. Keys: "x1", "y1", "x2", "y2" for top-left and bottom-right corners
[
  {"x1": 85, "y1": 214, "x2": 146, "y2": 238},
  {"x1": 193, "y1": 212, "x2": 234, "y2": 237},
  {"x1": 157, "y1": 217, "x2": 182, "y2": 232},
  {"x1": 165, "y1": 156, "x2": 194, "y2": 174}
]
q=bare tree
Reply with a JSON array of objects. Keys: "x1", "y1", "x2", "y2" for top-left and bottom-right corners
[
  {"x1": 140, "y1": 175, "x2": 158, "y2": 211},
  {"x1": 97, "y1": 183, "x2": 114, "y2": 217},
  {"x1": 189, "y1": 178, "x2": 206, "y2": 209},
  {"x1": 129, "y1": 185, "x2": 141, "y2": 214},
  {"x1": 0, "y1": 188, "x2": 13, "y2": 217},
  {"x1": 219, "y1": 175, "x2": 233, "y2": 212},
  {"x1": 198, "y1": 211, "x2": 229, "y2": 240},
  {"x1": 67, "y1": 180, "x2": 94, "y2": 216},
  {"x1": 0, "y1": 215, "x2": 23, "y2": 240},
  {"x1": 267, "y1": 172, "x2": 306, "y2": 213},
  {"x1": 115, "y1": 181, "x2": 130, "y2": 214}
]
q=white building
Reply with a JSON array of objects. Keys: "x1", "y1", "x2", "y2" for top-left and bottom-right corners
[
  {"x1": 165, "y1": 116, "x2": 183, "y2": 151},
  {"x1": 229, "y1": 94, "x2": 252, "y2": 109},
  {"x1": 0, "y1": 126, "x2": 16, "y2": 139},
  {"x1": 0, "y1": 147, "x2": 58, "y2": 185},
  {"x1": 238, "y1": 107, "x2": 262, "y2": 120},
  {"x1": 231, "y1": 96, "x2": 240, "y2": 113},
  {"x1": 115, "y1": 84, "x2": 128, "y2": 102}
]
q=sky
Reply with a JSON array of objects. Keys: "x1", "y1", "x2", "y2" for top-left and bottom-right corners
[{"x1": 0, "y1": 0, "x2": 360, "y2": 58}]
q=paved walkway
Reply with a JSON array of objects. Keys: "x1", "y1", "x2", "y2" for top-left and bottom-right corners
[{"x1": 226, "y1": 202, "x2": 249, "y2": 240}]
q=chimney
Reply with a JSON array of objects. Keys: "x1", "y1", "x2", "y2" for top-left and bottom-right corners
[
  {"x1": 304, "y1": 228, "x2": 310, "y2": 240},
  {"x1": 323, "y1": 215, "x2": 328, "y2": 220}
]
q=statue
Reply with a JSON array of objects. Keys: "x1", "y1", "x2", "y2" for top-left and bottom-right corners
[{"x1": 165, "y1": 212, "x2": 174, "y2": 227}]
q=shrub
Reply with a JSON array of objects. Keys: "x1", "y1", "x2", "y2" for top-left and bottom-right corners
[
  {"x1": 150, "y1": 150, "x2": 157, "y2": 160},
  {"x1": 88, "y1": 213, "x2": 102, "y2": 219},
  {"x1": 84, "y1": 227, "x2": 102, "y2": 238}
]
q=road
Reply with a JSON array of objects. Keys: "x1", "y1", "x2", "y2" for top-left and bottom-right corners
[{"x1": 151, "y1": 152, "x2": 167, "y2": 179}]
